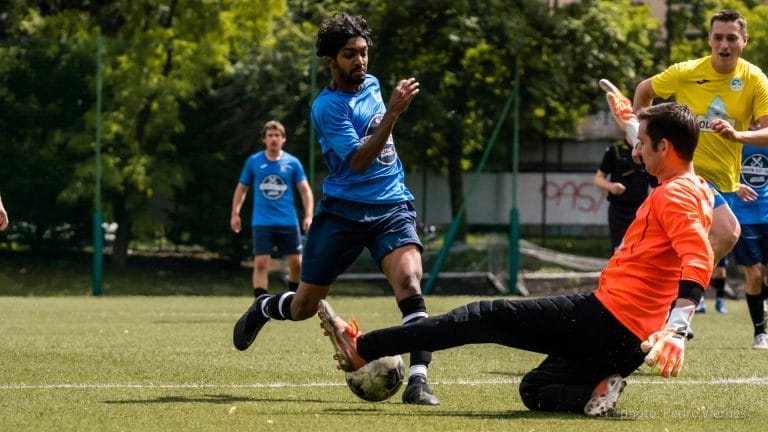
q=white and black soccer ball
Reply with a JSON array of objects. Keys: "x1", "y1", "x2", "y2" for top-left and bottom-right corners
[{"x1": 344, "y1": 355, "x2": 405, "y2": 402}]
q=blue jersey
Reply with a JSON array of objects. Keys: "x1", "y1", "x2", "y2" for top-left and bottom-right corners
[
  {"x1": 732, "y1": 144, "x2": 768, "y2": 225},
  {"x1": 238, "y1": 150, "x2": 307, "y2": 227},
  {"x1": 311, "y1": 74, "x2": 413, "y2": 204}
]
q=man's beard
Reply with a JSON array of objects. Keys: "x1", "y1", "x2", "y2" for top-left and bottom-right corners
[{"x1": 342, "y1": 68, "x2": 365, "y2": 85}]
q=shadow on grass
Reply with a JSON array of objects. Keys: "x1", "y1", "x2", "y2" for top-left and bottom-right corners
[
  {"x1": 322, "y1": 408, "x2": 634, "y2": 421},
  {"x1": 102, "y1": 393, "x2": 328, "y2": 405},
  {"x1": 101, "y1": 394, "x2": 636, "y2": 422}
]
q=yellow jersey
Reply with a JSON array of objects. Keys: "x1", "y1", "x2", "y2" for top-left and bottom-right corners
[{"x1": 651, "y1": 57, "x2": 768, "y2": 192}]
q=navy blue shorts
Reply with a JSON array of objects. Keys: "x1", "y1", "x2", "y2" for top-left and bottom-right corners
[
  {"x1": 301, "y1": 198, "x2": 423, "y2": 285},
  {"x1": 252, "y1": 225, "x2": 303, "y2": 256},
  {"x1": 733, "y1": 223, "x2": 768, "y2": 266}
]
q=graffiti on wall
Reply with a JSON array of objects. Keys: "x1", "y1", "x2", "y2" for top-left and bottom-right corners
[{"x1": 542, "y1": 180, "x2": 605, "y2": 214}]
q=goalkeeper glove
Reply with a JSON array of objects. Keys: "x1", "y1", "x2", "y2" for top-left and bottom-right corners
[
  {"x1": 640, "y1": 305, "x2": 695, "y2": 378},
  {"x1": 599, "y1": 79, "x2": 639, "y2": 149}
]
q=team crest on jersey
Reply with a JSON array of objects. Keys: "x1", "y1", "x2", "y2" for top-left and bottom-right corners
[
  {"x1": 697, "y1": 96, "x2": 735, "y2": 131},
  {"x1": 362, "y1": 113, "x2": 397, "y2": 166},
  {"x1": 741, "y1": 153, "x2": 768, "y2": 188},
  {"x1": 730, "y1": 77, "x2": 744, "y2": 92},
  {"x1": 259, "y1": 175, "x2": 288, "y2": 200}
]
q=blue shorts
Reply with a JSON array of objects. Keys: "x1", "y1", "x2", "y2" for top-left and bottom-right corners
[
  {"x1": 301, "y1": 198, "x2": 422, "y2": 285},
  {"x1": 707, "y1": 182, "x2": 737, "y2": 209},
  {"x1": 252, "y1": 225, "x2": 302, "y2": 256},
  {"x1": 732, "y1": 223, "x2": 768, "y2": 266}
]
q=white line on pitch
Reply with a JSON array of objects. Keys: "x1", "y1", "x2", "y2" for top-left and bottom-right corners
[{"x1": 1, "y1": 376, "x2": 767, "y2": 390}]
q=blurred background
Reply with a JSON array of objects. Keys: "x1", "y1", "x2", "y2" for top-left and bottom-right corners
[{"x1": 0, "y1": 0, "x2": 756, "y2": 295}]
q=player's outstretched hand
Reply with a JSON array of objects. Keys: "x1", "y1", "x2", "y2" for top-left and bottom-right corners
[
  {"x1": 641, "y1": 329, "x2": 685, "y2": 378},
  {"x1": 599, "y1": 79, "x2": 640, "y2": 157}
]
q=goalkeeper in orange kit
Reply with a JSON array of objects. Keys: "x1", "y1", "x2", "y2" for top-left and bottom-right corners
[{"x1": 319, "y1": 102, "x2": 714, "y2": 417}]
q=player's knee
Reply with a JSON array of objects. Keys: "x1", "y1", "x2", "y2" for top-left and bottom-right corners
[
  {"x1": 253, "y1": 258, "x2": 270, "y2": 273},
  {"x1": 518, "y1": 375, "x2": 545, "y2": 411}
]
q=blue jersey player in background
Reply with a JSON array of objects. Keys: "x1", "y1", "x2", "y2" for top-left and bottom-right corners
[
  {"x1": 731, "y1": 141, "x2": 768, "y2": 349},
  {"x1": 230, "y1": 120, "x2": 314, "y2": 305},
  {"x1": 231, "y1": 12, "x2": 440, "y2": 405}
]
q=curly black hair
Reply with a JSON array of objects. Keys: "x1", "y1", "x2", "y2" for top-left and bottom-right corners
[{"x1": 315, "y1": 12, "x2": 373, "y2": 57}]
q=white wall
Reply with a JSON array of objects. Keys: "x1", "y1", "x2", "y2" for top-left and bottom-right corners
[{"x1": 407, "y1": 172, "x2": 609, "y2": 226}]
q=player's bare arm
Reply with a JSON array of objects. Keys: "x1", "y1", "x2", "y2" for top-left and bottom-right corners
[
  {"x1": 632, "y1": 79, "x2": 656, "y2": 113},
  {"x1": 737, "y1": 183, "x2": 758, "y2": 202},
  {"x1": 230, "y1": 183, "x2": 249, "y2": 233},
  {"x1": 593, "y1": 170, "x2": 626, "y2": 196},
  {"x1": 297, "y1": 180, "x2": 314, "y2": 232},
  {"x1": 712, "y1": 115, "x2": 768, "y2": 146},
  {"x1": 0, "y1": 196, "x2": 8, "y2": 231},
  {"x1": 349, "y1": 78, "x2": 419, "y2": 172}
]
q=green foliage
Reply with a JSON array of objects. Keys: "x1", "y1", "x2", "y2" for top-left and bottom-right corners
[
  {"x1": 667, "y1": 2, "x2": 768, "y2": 71},
  {"x1": 0, "y1": 23, "x2": 94, "y2": 249},
  {"x1": 5, "y1": 0, "x2": 768, "y2": 260},
  {"x1": 1, "y1": 1, "x2": 286, "y2": 260}
]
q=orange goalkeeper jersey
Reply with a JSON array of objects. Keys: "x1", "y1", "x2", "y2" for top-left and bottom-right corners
[{"x1": 595, "y1": 172, "x2": 714, "y2": 341}]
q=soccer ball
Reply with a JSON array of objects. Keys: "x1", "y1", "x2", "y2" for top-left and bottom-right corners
[{"x1": 344, "y1": 355, "x2": 405, "y2": 402}]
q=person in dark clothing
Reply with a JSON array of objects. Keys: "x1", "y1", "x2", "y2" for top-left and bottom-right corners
[{"x1": 594, "y1": 140, "x2": 657, "y2": 250}]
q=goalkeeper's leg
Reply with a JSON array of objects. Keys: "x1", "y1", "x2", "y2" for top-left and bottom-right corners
[
  {"x1": 353, "y1": 293, "x2": 641, "y2": 364},
  {"x1": 518, "y1": 356, "x2": 627, "y2": 415},
  {"x1": 354, "y1": 294, "x2": 594, "y2": 360}
]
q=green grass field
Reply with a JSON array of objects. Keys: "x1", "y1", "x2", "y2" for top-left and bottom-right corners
[{"x1": 1, "y1": 295, "x2": 766, "y2": 431}]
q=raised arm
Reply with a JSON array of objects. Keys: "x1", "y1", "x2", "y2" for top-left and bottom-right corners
[
  {"x1": 348, "y1": 78, "x2": 419, "y2": 172},
  {"x1": 632, "y1": 79, "x2": 657, "y2": 113}
]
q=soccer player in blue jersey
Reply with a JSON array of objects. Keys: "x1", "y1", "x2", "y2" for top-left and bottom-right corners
[
  {"x1": 731, "y1": 141, "x2": 768, "y2": 349},
  {"x1": 230, "y1": 120, "x2": 314, "y2": 301},
  {"x1": 231, "y1": 13, "x2": 440, "y2": 405}
]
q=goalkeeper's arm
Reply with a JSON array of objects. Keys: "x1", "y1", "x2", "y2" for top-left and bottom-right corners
[{"x1": 641, "y1": 280, "x2": 704, "y2": 378}]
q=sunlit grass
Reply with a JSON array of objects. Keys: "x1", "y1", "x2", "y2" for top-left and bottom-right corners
[{"x1": 1, "y1": 295, "x2": 765, "y2": 431}]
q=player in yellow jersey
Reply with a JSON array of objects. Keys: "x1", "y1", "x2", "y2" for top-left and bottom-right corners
[{"x1": 633, "y1": 10, "x2": 768, "y2": 311}]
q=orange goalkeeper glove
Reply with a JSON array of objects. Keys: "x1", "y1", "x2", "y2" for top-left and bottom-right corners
[
  {"x1": 641, "y1": 305, "x2": 694, "y2": 378},
  {"x1": 599, "y1": 79, "x2": 639, "y2": 149},
  {"x1": 641, "y1": 329, "x2": 685, "y2": 378}
]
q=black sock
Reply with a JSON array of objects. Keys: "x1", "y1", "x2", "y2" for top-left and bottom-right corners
[
  {"x1": 747, "y1": 294, "x2": 767, "y2": 336},
  {"x1": 710, "y1": 277, "x2": 725, "y2": 298},
  {"x1": 398, "y1": 294, "x2": 432, "y2": 367},
  {"x1": 258, "y1": 291, "x2": 295, "y2": 321},
  {"x1": 287, "y1": 281, "x2": 299, "y2": 292},
  {"x1": 253, "y1": 287, "x2": 267, "y2": 298}
]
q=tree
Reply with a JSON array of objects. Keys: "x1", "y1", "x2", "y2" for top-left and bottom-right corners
[
  {"x1": 367, "y1": 0, "x2": 657, "y2": 239},
  {"x1": 0, "y1": 7, "x2": 96, "y2": 251}
]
